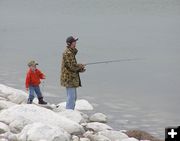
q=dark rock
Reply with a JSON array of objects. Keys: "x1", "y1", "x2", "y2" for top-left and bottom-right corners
[{"x1": 125, "y1": 130, "x2": 163, "y2": 141}]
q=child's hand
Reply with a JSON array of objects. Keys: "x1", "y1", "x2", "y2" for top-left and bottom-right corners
[{"x1": 43, "y1": 75, "x2": 46, "y2": 79}]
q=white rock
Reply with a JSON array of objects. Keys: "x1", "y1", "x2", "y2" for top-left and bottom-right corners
[
  {"x1": 80, "y1": 112, "x2": 89, "y2": 122},
  {"x1": 72, "y1": 135, "x2": 80, "y2": 141},
  {"x1": 0, "y1": 100, "x2": 16, "y2": 110},
  {"x1": 1, "y1": 132, "x2": 18, "y2": 141},
  {"x1": 7, "y1": 93, "x2": 27, "y2": 104},
  {"x1": 83, "y1": 130, "x2": 94, "y2": 136},
  {"x1": 0, "y1": 104, "x2": 85, "y2": 134},
  {"x1": 89, "y1": 113, "x2": 107, "y2": 123},
  {"x1": 86, "y1": 122, "x2": 112, "y2": 132},
  {"x1": 53, "y1": 104, "x2": 66, "y2": 112},
  {"x1": 7, "y1": 133, "x2": 18, "y2": 141},
  {"x1": 80, "y1": 138, "x2": 91, "y2": 141},
  {"x1": 33, "y1": 98, "x2": 56, "y2": 110},
  {"x1": 98, "y1": 130, "x2": 129, "y2": 141},
  {"x1": 0, "y1": 139, "x2": 8, "y2": 141},
  {"x1": 9, "y1": 116, "x2": 31, "y2": 133},
  {"x1": 18, "y1": 122, "x2": 70, "y2": 141},
  {"x1": 0, "y1": 96, "x2": 7, "y2": 101},
  {"x1": 122, "y1": 137, "x2": 139, "y2": 141},
  {"x1": 58, "y1": 109, "x2": 85, "y2": 124},
  {"x1": 85, "y1": 134, "x2": 110, "y2": 141},
  {"x1": 0, "y1": 122, "x2": 10, "y2": 134},
  {"x1": 58, "y1": 99, "x2": 93, "y2": 111},
  {"x1": 0, "y1": 84, "x2": 27, "y2": 104}
]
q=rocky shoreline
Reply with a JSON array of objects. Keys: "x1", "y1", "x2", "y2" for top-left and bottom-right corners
[{"x1": 0, "y1": 84, "x2": 163, "y2": 141}]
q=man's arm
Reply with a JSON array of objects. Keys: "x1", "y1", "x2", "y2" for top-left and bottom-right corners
[{"x1": 63, "y1": 52, "x2": 84, "y2": 72}]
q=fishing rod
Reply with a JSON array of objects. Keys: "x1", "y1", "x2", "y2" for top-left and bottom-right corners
[{"x1": 85, "y1": 58, "x2": 144, "y2": 66}]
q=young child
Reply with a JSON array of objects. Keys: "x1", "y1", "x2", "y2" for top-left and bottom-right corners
[{"x1": 25, "y1": 60, "x2": 47, "y2": 104}]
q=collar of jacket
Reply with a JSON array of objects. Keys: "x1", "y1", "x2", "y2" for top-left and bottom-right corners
[
  {"x1": 29, "y1": 68, "x2": 37, "y2": 73},
  {"x1": 67, "y1": 46, "x2": 78, "y2": 55}
]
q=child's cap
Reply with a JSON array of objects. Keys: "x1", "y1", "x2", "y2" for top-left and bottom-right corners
[{"x1": 28, "y1": 60, "x2": 38, "y2": 67}]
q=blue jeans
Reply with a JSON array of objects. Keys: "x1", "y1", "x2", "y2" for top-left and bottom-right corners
[
  {"x1": 66, "y1": 87, "x2": 77, "y2": 110},
  {"x1": 28, "y1": 86, "x2": 42, "y2": 102}
]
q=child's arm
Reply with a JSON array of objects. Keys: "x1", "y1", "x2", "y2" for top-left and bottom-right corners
[{"x1": 37, "y1": 69, "x2": 45, "y2": 79}]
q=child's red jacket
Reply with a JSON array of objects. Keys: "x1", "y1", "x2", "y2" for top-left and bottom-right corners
[{"x1": 25, "y1": 69, "x2": 45, "y2": 88}]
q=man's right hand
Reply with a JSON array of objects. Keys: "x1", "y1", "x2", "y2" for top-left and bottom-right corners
[
  {"x1": 79, "y1": 64, "x2": 86, "y2": 72},
  {"x1": 80, "y1": 64, "x2": 85, "y2": 68}
]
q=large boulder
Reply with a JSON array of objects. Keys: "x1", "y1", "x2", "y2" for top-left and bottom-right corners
[
  {"x1": 85, "y1": 122, "x2": 112, "y2": 132},
  {"x1": 0, "y1": 104, "x2": 85, "y2": 135},
  {"x1": 18, "y1": 122, "x2": 70, "y2": 141},
  {"x1": 0, "y1": 100, "x2": 16, "y2": 110},
  {"x1": 0, "y1": 122, "x2": 9, "y2": 134},
  {"x1": 58, "y1": 99, "x2": 93, "y2": 111},
  {"x1": 98, "y1": 130, "x2": 129, "y2": 141},
  {"x1": 9, "y1": 116, "x2": 31, "y2": 133},
  {"x1": 0, "y1": 84, "x2": 27, "y2": 104},
  {"x1": 57, "y1": 109, "x2": 85, "y2": 124},
  {"x1": 89, "y1": 113, "x2": 107, "y2": 123}
]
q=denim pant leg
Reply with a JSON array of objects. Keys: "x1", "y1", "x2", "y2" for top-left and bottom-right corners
[
  {"x1": 66, "y1": 87, "x2": 77, "y2": 110},
  {"x1": 28, "y1": 86, "x2": 35, "y2": 101},
  {"x1": 34, "y1": 86, "x2": 43, "y2": 98}
]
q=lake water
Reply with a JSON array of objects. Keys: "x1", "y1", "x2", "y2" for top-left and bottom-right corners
[{"x1": 0, "y1": 0, "x2": 180, "y2": 139}]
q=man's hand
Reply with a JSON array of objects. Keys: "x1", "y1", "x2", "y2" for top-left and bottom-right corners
[
  {"x1": 79, "y1": 64, "x2": 86, "y2": 73},
  {"x1": 80, "y1": 68, "x2": 86, "y2": 73}
]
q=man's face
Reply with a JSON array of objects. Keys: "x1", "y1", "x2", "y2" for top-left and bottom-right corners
[{"x1": 70, "y1": 41, "x2": 76, "y2": 48}]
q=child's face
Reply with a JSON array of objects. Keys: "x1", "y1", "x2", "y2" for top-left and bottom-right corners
[{"x1": 30, "y1": 65, "x2": 36, "y2": 71}]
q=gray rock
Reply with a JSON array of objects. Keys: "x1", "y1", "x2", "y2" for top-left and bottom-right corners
[
  {"x1": 86, "y1": 122, "x2": 112, "y2": 132},
  {"x1": 0, "y1": 122, "x2": 9, "y2": 134},
  {"x1": 80, "y1": 138, "x2": 90, "y2": 141},
  {"x1": 0, "y1": 84, "x2": 27, "y2": 104},
  {"x1": 17, "y1": 122, "x2": 70, "y2": 141},
  {"x1": 0, "y1": 100, "x2": 16, "y2": 110},
  {"x1": 86, "y1": 134, "x2": 110, "y2": 141},
  {"x1": 125, "y1": 130, "x2": 163, "y2": 141},
  {"x1": 0, "y1": 97, "x2": 7, "y2": 101},
  {"x1": 9, "y1": 117, "x2": 31, "y2": 133},
  {"x1": 3, "y1": 132, "x2": 18, "y2": 141},
  {"x1": 98, "y1": 130, "x2": 129, "y2": 141},
  {"x1": 57, "y1": 110, "x2": 85, "y2": 124},
  {"x1": 72, "y1": 135, "x2": 80, "y2": 141},
  {"x1": 89, "y1": 113, "x2": 107, "y2": 123},
  {"x1": 122, "y1": 137, "x2": 139, "y2": 141}
]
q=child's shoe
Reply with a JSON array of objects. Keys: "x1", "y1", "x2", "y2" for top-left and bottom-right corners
[
  {"x1": 27, "y1": 99, "x2": 33, "y2": 104},
  {"x1": 38, "y1": 97, "x2": 47, "y2": 105}
]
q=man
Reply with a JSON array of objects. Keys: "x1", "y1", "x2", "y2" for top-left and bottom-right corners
[{"x1": 61, "y1": 36, "x2": 86, "y2": 110}]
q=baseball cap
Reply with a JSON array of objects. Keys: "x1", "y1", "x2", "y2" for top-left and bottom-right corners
[
  {"x1": 28, "y1": 60, "x2": 38, "y2": 67},
  {"x1": 66, "y1": 36, "x2": 78, "y2": 45}
]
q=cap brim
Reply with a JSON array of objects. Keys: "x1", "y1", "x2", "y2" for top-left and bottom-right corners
[{"x1": 75, "y1": 38, "x2": 78, "y2": 41}]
